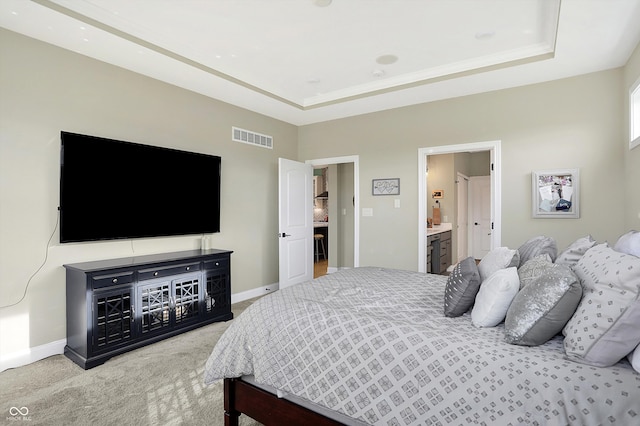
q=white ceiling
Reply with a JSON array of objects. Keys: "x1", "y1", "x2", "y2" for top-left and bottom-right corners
[{"x1": 2, "y1": 0, "x2": 640, "y2": 126}]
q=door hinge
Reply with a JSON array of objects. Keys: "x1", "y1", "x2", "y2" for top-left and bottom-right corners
[
  {"x1": 491, "y1": 163, "x2": 494, "y2": 171},
  {"x1": 491, "y1": 222, "x2": 494, "y2": 230}
]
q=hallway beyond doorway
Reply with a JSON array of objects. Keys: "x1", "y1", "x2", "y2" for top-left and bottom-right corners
[{"x1": 314, "y1": 259, "x2": 328, "y2": 278}]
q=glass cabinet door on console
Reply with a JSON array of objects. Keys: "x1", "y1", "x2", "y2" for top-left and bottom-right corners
[
  {"x1": 203, "y1": 258, "x2": 231, "y2": 319},
  {"x1": 137, "y1": 273, "x2": 201, "y2": 336},
  {"x1": 92, "y1": 287, "x2": 134, "y2": 353},
  {"x1": 173, "y1": 274, "x2": 201, "y2": 325},
  {"x1": 138, "y1": 280, "x2": 172, "y2": 336}
]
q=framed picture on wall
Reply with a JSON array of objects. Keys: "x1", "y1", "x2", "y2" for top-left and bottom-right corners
[
  {"x1": 372, "y1": 178, "x2": 400, "y2": 195},
  {"x1": 532, "y1": 169, "x2": 580, "y2": 218}
]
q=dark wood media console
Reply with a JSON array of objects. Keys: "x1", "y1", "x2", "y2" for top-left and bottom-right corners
[{"x1": 64, "y1": 249, "x2": 233, "y2": 369}]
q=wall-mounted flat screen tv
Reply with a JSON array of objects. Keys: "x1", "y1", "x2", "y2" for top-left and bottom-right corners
[{"x1": 60, "y1": 131, "x2": 221, "y2": 243}]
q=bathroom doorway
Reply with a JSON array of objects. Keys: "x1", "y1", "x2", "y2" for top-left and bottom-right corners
[{"x1": 418, "y1": 141, "x2": 501, "y2": 273}]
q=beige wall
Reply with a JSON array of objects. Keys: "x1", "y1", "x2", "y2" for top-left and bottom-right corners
[
  {"x1": 623, "y1": 42, "x2": 640, "y2": 229},
  {"x1": 426, "y1": 154, "x2": 454, "y2": 225},
  {"x1": 299, "y1": 67, "x2": 635, "y2": 270},
  {"x1": 0, "y1": 29, "x2": 297, "y2": 358}
]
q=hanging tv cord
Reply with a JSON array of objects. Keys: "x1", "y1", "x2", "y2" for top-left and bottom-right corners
[{"x1": 0, "y1": 209, "x2": 59, "y2": 309}]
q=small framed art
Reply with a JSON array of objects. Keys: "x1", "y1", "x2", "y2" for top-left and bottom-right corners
[
  {"x1": 532, "y1": 169, "x2": 579, "y2": 218},
  {"x1": 372, "y1": 178, "x2": 400, "y2": 195}
]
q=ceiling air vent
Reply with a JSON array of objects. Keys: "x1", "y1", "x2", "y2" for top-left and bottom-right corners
[{"x1": 232, "y1": 127, "x2": 273, "y2": 149}]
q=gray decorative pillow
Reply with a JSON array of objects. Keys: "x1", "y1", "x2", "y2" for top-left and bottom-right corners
[
  {"x1": 613, "y1": 230, "x2": 640, "y2": 257},
  {"x1": 554, "y1": 235, "x2": 596, "y2": 267},
  {"x1": 563, "y1": 244, "x2": 640, "y2": 367},
  {"x1": 518, "y1": 236, "x2": 557, "y2": 265},
  {"x1": 444, "y1": 257, "x2": 481, "y2": 317},
  {"x1": 505, "y1": 264, "x2": 582, "y2": 346},
  {"x1": 517, "y1": 254, "x2": 553, "y2": 289}
]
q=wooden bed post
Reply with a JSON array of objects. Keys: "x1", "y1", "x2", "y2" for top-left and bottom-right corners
[{"x1": 224, "y1": 378, "x2": 241, "y2": 426}]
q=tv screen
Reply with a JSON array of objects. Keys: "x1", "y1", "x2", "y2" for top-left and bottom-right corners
[{"x1": 60, "y1": 131, "x2": 221, "y2": 243}]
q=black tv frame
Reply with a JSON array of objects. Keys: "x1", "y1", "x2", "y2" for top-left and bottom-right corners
[{"x1": 59, "y1": 131, "x2": 221, "y2": 243}]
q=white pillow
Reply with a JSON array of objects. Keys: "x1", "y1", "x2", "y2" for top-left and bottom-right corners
[
  {"x1": 471, "y1": 267, "x2": 520, "y2": 327},
  {"x1": 629, "y1": 344, "x2": 640, "y2": 373},
  {"x1": 614, "y1": 230, "x2": 640, "y2": 257},
  {"x1": 478, "y1": 247, "x2": 519, "y2": 282}
]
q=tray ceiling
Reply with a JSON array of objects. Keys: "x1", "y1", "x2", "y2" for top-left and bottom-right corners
[{"x1": 2, "y1": 0, "x2": 640, "y2": 125}]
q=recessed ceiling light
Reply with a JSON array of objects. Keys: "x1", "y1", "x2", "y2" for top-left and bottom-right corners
[
  {"x1": 372, "y1": 69, "x2": 385, "y2": 78},
  {"x1": 376, "y1": 54, "x2": 398, "y2": 65},
  {"x1": 307, "y1": 78, "x2": 321, "y2": 84},
  {"x1": 313, "y1": 0, "x2": 332, "y2": 7}
]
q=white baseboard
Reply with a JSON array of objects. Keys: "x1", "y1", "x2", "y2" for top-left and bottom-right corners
[
  {"x1": 0, "y1": 339, "x2": 66, "y2": 373},
  {"x1": 231, "y1": 282, "x2": 278, "y2": 304}
]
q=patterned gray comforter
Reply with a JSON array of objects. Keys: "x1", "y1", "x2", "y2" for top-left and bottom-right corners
[{"x1": 204, "y1": 267, "x2": 640, "y2": 425}]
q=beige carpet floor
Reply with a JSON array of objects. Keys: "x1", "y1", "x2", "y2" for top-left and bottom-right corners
[{"x1": 0, "y1": 299, "x2": 262, "y2": 426}]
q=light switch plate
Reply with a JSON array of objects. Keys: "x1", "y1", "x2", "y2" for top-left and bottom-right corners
[
  {"x1": 394, "y1": 199, "x2": 400, "y2": 208},
  {"x1": 362, "y1": 208, "x2": 373, "y2": 217}
]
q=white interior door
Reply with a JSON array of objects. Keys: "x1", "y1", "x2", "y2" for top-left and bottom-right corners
[
  {"x1": 470, "y1": 176, "x2": 491, "y2": 260},
  {"x1": 278, "y1": 158, "x2": 313, "y2": 289},
  {"x1": 456, "y1": 173, "x2": 469, "y2": 263}
]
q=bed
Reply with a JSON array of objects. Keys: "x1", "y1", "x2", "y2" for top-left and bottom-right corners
[{"x1": 204, "y1": 262, "x2": 640, "y2": 425}]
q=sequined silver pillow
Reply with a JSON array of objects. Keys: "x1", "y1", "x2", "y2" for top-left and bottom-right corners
[
  {"x1": 444, "y1": 257, "x2": 481, "y2": 317},
  {"x1": 505, "y1": 264, "x2": 581, "y2": 346},
  {"x1": 563, "y1": 244, "x2": 640, "y2": 367},
  {"x1": 517, "y1": 254, "x2": 553, "y2": 290}
]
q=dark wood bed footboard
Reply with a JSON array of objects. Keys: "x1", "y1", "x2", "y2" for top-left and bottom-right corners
[{"x1": 224, "y1": 377, "x2": 344, "y2": 426}]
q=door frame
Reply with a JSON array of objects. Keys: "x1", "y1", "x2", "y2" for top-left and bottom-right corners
[
  {"x1": 456, "y1": 172, "x2": 470, "y2": 263},
  {"x1": 417, "y1": 141, "x2": 501, "y2": 273},
  {"x1": 306, "y1": 155, "x2": 360, "y2": 268}
]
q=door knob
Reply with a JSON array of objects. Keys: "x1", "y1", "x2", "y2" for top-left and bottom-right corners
[
  {"x1": 280, "y1": 233, "x2": 291, "y2": 237},
  {"x1": 474, "y1": 222, "x2": 479, "y2": 225}
]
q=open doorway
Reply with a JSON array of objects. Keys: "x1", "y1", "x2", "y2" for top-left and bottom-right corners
[
  {"x1": 307, "y1": 156, "x2": 360, "y2": 277},
  {"x1": 418, "y1": 141, "x2": 502, "y2": 273}
]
